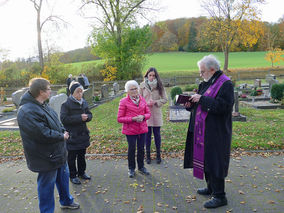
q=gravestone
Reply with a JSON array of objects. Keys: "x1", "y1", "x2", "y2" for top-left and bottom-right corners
[
  {"x1": 266, "y1": 74, "x2": 276, "y2": 82},
  {"x1": 49, "y1": 93, "x2": 68, "y2": 119},
  {"x1": 232, "y1": 91, "x2": 246, "y2": 122},
  {"x1": 239, "y1": 83, "x2": 247, "y2": 89},
  {"x1": 12, "y1": 87, "x2": 29, "y2": 108},
  {"x1": 113, "y1": 82, "x2": 120, "y2": 95},
  {"x1": 83, "y1": 87, "x2": 94, "y2": 106},
  {"x1": 254, "y1": 79, "x2": 261, "y2": 88},
  {"x1": 195, "y1": 78, "x2": 200, "y2": 85},
  {"x1": 268, "y1": 79, "x2": 279, "y2": 95},
  {"x1": 101, "y1": 84, "x2": 109, "y2": 99},
  {"x1": 233, "y1": 91, "x2": 240, "y2": 116}
]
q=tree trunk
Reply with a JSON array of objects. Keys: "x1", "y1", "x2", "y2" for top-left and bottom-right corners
[
  {"x1": 223, "y1": 45, "x2": 229, "y2": 72},
  {"x1": 37, "y1": 10, "x2": 44, "y2": 73}
]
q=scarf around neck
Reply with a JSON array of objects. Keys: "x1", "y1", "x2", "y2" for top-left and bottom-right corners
[
  {"x1": 145, "y1": 78, "x2": 157, "y2": 90},
  {"x1": 129, "y1": 95, "x2": 140, "y2": 106},
  {"x1": 71, "y1": 95, "x2": 83, "y2": 105}
]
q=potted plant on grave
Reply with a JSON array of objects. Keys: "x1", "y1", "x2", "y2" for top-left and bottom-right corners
[
  {"x1": 250, "y1": 89, "x2": 258, "y2": 96},
  {"x1": 256, "y1": 88, "x2": 263, "y2": 96}
]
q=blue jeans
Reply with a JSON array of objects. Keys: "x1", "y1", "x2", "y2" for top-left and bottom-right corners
[{"x1": 37, "y1": 163, "x2": 74, "y2": 213}]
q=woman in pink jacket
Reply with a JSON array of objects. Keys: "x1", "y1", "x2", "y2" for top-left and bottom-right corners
[{"x1": 117, "y1": 80, "x2": 151, "y2": 178}]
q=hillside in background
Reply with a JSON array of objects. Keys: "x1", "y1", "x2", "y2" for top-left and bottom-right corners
[
  {"x1": 59, "y1": 17, "x2": 284, "y2": 64},
  {"x1": 59, "y1": 46, "x2": 100, "y2": 64}
]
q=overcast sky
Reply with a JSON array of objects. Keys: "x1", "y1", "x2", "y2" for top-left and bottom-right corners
[{"x1": 0, "y1": 0, "x2": 283, "y2": 60}]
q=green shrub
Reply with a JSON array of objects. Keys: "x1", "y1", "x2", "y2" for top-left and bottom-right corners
[
  {"x1": 250, "y1": 90, "x2": 258, "y2": 96},
  {"x1": 2, "y1": 106, "x2": 16, "y2": 113},
  {"x1": 57, "y1": 87, "x2": 67, "y2": 95},
  {"x1": 184, "y1": 84, "x2": 198, "y2": 91},
  {"x1": 94, "y1": 96, "x2": 100, "y2": 102},
  {"x1": 271, "y1": 83, "x2": 284, "y2": 101},
  {"x1": 170, "y1": 86, "x2": 182, "y2": 100}
]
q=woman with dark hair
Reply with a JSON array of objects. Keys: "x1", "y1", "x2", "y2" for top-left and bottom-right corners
[{"x1": 139, "y1": 67, "x2": 168, "y2": 164}]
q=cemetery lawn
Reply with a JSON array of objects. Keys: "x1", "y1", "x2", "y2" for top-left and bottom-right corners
[{"x1": 1, "y1": 96, "x2": 283, "y2": 157}]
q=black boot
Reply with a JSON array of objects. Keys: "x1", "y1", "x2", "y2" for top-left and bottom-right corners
[
  {"x1": 156, "y1": 151, "x2": 161, "y2": 164},
  {"x1": 146, "y1": 151, "x2": 151, "y2": 164}
]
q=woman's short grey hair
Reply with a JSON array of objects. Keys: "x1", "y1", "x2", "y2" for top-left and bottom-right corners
[
  {"x1": 125, "y1": 80, "x2": 139, "y2": 92},
  {"x1": 197, "y1": 55, "x2": 220, "y2": 71}
]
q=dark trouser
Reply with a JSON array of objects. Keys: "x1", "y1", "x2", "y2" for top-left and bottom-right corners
[
  {"x1": 66, "y1": 88, "x2": 70, "y2": 96},
  {"x1": 126, "y1": 134, "x2": 146, "y2": 170},
  {"x1": 68, "y1": 149, "x2": 86, "y2": 178},
  {"x1": 205, "y1": 172, "x2": 225, "y2": 198},
  {"x1": 146, "y1": 127, "x2": 161, "y2": 154}
]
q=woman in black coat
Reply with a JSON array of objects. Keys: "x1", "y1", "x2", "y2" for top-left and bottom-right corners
[{"x1": 61, "y1": 82, "x2": 93, "y2": 185}]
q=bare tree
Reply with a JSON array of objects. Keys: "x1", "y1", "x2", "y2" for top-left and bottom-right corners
[
  {"x1": 29, "y1": 0, "x2": 67, "y2": 73},
  {"x1": 80, "y1": 0, "x2": 156, "y2": 48}
]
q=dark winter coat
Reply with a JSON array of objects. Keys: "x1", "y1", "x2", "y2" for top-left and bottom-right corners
[
  {"x1": 17, "y1": 91, "x2": 67, "y2": 172},
  {"x1": 77, "y1": 76, "x2": 85, "y2": 89},
  {"x1": 184, "y1": 71, "x2": 234, "y2": 178},
  {"x1": 60, "y1": 97, "x2": 92, "y2": 151}
]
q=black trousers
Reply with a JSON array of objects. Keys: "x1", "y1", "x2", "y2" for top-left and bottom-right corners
[
  {"x1": 126, "y1": 134, "x2": 146, "y2": 170},
  {"x1": 146, "y1": 127, "x2": 161, "y2": 153},
  {"x1": 68, "y1": 149, "x2": 86, "y2": 178},
  {"x1": 205, "y1": 172, "x2": 225, "y2": 198}
]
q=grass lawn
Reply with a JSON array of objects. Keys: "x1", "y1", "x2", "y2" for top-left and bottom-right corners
[
  {"x1": 68, "y1": 52, "x2": 284, "y2": 78},
  {"x1": 1, "y1": 94, "x2": 283, "y2": 157}
]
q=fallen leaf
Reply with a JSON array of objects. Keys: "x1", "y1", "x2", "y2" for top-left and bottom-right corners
[
  {"x1": 240, "y1": 201, "x2": 246, "y2": 204},
  {"x1": 267, "y1": 200, "x2": 275, "y2": 204},
  {"x1": 238, "y1": 190, "x2": 245, "y2": 195},
  {"x1": 157, "y1": 202, "x2": 163, "y2": 207}
]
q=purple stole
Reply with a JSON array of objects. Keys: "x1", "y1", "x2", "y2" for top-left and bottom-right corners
[{"x1": 193, "y1": 74, "x2": 230, "y2": 179}]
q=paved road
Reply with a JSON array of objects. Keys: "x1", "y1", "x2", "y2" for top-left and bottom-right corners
[{"x1": 0, "y1": 155, "x2": 283, "y2": 213}]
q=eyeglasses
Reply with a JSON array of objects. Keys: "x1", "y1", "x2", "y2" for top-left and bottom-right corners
[
  {"x1": 45, "y1": 88, "x2": 51, "y2": 91},
  {"x1": 129, "y1": 88, "x2": 138, "y2": 91}
]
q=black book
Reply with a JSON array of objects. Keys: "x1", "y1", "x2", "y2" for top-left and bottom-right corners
[{"x1": 175, "y1": 94, "x2": 192, "y2": 104}]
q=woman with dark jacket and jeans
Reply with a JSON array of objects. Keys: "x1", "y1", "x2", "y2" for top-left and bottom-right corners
[{"x1": 60, "y1": 82, "x2": 93, "y2": 185}]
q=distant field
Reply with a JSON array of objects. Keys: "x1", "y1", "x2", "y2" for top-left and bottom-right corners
[
  {"x1": 69, "y1": 51, "x2": 284, "y2": 77},
  {"x1": 145, "y1": 51, "x2": 284, "y2": 73}
]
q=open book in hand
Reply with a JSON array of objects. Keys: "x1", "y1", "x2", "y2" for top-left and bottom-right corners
[{"x1": 175, "y1": 94, "x2": 192, "y2": 104}]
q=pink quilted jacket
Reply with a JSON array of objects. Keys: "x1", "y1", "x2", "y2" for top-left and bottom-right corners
[{"x1": 117, "y1": 95, "x2": 151, "y2": 135}]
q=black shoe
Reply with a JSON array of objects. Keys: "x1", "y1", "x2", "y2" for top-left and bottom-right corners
[
  {"x1": 128, "y1": 169, "x2": 135, "y2": 178},
  {"x1": 146, "y1": 158, "x2": 151, "y2": 164},
  {"x1": 138, "y1": 167, "x2": 150, "y2": 175},
  {"x1": 70, "y1": 177, "x2": 81, "y2": 185},
  {"x1": 197, "y1": 188, "x2": 211, "y2": 195},
  {"x1": 204, "y1": 197, "x2": 228, "y2": 208},
  {"x1": 60, "y1": 201, "x2": 80, "y2": 209},
  {"x1": 79, "y1": 173, "x2": 91, "y2": 180},
  {"x1": 156, "y1": 157, "x2": 161, "y2": 164}
]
